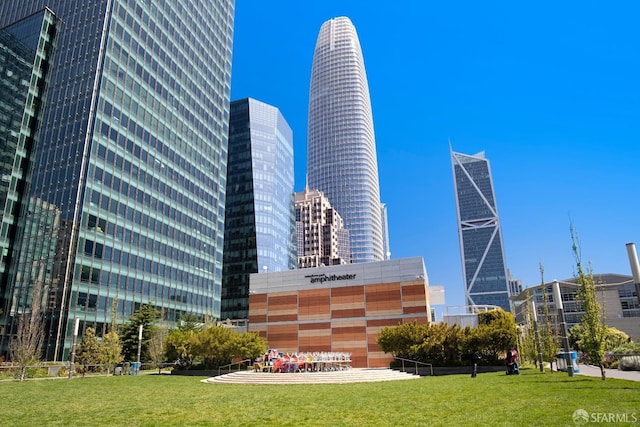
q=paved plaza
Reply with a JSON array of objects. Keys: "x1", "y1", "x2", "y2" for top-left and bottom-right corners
[{"x1": 575, "y1": 364, "x2": 640, "y2": 382}]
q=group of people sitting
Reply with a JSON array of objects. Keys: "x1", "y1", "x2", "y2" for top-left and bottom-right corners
[{"x1": 254, "y1": 350, "x2": 352, "y2": 373}]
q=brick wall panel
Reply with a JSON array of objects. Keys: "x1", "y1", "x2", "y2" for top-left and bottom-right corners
[
  {"x1": 248, "y1": 314, "x2": 267, "y2": 323},
  {"x1": 331, "y1": 308, "x2": 366, "y2": 319}
]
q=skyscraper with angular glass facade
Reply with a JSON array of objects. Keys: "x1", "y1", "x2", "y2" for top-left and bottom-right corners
[
  {"x1": 0, "y1": 0, "x2": 234, "y2": 361},
  {"x1": 451, "y1": 149, "x2": 510, "y2": 311},
  {"x1": 0, "y1": 7, "x2": 61, "y2": 360},
  {"x1": 221, "y1": 98, "x2": 296, "y2": 320},
  {"x1": 307, "y1": 17, "x2": 384, "y2": 264}
]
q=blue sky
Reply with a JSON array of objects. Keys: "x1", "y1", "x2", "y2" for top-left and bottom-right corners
[{"x1": 229, "y1": 1, "x2": 640, "y2": 313}]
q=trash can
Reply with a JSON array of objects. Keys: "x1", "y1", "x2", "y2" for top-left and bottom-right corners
[
  {"x1": 131, "y1": 362, "x2": 141, "y2": 375},
  {"x1": 556, "y1": 351, "x2": 580, "y2": 373}
]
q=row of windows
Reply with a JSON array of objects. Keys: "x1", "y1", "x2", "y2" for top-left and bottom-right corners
[
  {"x1": 77, "y1": 264, "x2": 214, "y2": 306},
  {"x1": 82, "y1": 230, "x2": 212, "y2": 277},
  {"x1": 95, "y1": 120, "x2": 221, "y2": 225},
  {"x1": 88, "y1": 202, "x2": 222, "y2": 271},
  {"x1": 90, "y1": 160, "x2": 217, "y2": 251},
  {"x1": 112, "y1": 1, "x2": 229, "y2": 143},
  {"x1": 101, "y1": 100, "x2": 221, "y2": 203},
  {"x1": 73, "y1": 292, "x2": 206, "y2": 322}
]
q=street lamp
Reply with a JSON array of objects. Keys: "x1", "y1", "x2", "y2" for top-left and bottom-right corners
[
  {"x1": 553, "y1": 281, "x2": 573, "y2": 377},
  {"x1": 68, "y1": 317, "x2": 80, "y2": 379},
  {"x1": 530, "y1": 300, "x2": 544, "y2": 372},
  {"x1": 136, "y1": 324, "x2": 143, "y2": 375}
]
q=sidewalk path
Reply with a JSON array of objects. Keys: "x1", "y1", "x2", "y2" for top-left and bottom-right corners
[{"x1": 575, "y1": 364, "x2": 640, "y2": 382}]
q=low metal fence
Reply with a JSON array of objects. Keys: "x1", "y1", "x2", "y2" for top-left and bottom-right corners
[
  {"x1": 393, "y1": 357, "x2": 433, "y2": 376},
  {"x1": 0, "y1": 361, "x2": 174, "y2": 380},
  {"x1": 217, "y1": 359, "x2": 251, "y2": 376}
]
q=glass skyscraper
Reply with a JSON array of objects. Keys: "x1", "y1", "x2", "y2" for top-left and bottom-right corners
[
  {"x1": 0, "y1": 0, "x2": 234, "y2": 361},
  {"x1": 307, "y1": 16, "x2": 384, "y2": 264},
  {"x1": 0, "y1": 8, "x2": 61, "y2": 360},
  {"x1": 0, "y1": 8, "x2": 59, "y2": 290},
  {"x1": 221, "y1": 98, "x2": 296, "y2": 320},
  {"x1": 451, "y1": 149, "x2": 510, "y2": 311}
]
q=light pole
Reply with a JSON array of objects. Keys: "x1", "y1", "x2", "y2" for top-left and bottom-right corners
[
  {"x1": 553, "y1": 281, "x2": 573, "y2": 377},
  {"x1": 136, "y1": 324, "x2": 143, "y2": 375},
  {"x1": 530, "y1": 300, "x2": 544, "y2": 372},
  {"x1": 68, "y1": 317, "x2": 80, "y2": 378},
  {"x1": 625, "y1": 243, "x2": 640, "y2": 306}
]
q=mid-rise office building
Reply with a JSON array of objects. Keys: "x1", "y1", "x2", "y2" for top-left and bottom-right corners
[
  {"x1": 295, "y1": 187, "x2": 350, "y2": 268},
  {"x1": 508, "y1": 271, "x2": 523, "y2": 297},
  {"x1": 221, "y1": 98, "x2": 296, "y2": 320},
  {"x1": 307, "y1": 17, "x2": 385, "y2": 264},
  {"x1": 0, "y1": 0, "x2": 235, "y2": 361},
  {"x1": 512, "y1": 274, "x2": 640, "y2": 341},
  {"x1": 451, "y1": 149, "x2": 510, "y2": 311}
]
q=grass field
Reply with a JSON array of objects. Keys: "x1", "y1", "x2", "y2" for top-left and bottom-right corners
[{"x1": 2, "y1": 368, "x2": 638, "y2": 426}]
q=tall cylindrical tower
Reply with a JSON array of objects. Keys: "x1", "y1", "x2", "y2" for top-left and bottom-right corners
[{"x1": 307, "y1": 16, "x2": 383, "y2": 263}]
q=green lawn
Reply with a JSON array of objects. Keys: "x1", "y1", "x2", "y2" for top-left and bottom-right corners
[{"x1": 2, "y1": 369, "x2": 638, "y2": 426}]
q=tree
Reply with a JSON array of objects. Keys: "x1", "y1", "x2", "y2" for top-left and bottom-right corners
[
  {"x1": 570, "y1": 324, "x2": 630, "y2": 352},
  {"x1": 10, "y1": 285, "x2": 45, "y2": 381},
  {"x1": 539, "y1": 286, "x2": 560, "y2": 371},
  {"x1": 166, "y1": 329, "x2": 198, "y2": 367},
  {"x1": 533, "y1": 263, "x2": 560, "y2": 372},
  {"x1": 571, "y1": 225, "x2": 607, "y2": 380},
  {"x1": 603, "y1": 327, "x2": 630, "y2": 351},
  {"x1": 148, "y1": 326, "x2": 169, "y2": 373},
  {"x1": 119, "y1": 304, "x2": 159, "y2": 362},
  {"x1": 192, "y1": 325, "x2": 237, "y2": 368},
  {"x1": 377, "y1": 321, "x2": 430, "y2": 360},
  {"x1": 167, "y1": 326, "x2": 269, "y2": 369},
  {"x1": 177, "y1": 313, "x2": 204, "y2": 331},
  {"x1": 611, "y1": 341, "x2": 640, "y2": 355},
  {"x1": 377, "y1": 321, "x2": 473, "y2": 366},
  {"x1": 232, "y1": 331, "x2": 267, "y2": 361},
  {"x1": 76, "y1": 327, "x2": 101, "y2": 372},
  {"x1": 520, "y1": 297, "x2": 538, "y2": 367},
  {"x1": 99, "y1": 330, "x2": 122, "y2": 375},
  {"x1": 416, "y1": 322, "x2": 469, "y2": 365},
  {"x1": 378, "y1": 313, "x2": 517, "y2": 366},
  {"x1": 471, "y1": 309, "x2": 518, "y2": 362}
]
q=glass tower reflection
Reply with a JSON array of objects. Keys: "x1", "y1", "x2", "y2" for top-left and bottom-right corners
[
  {"x1": 222, "y1": 98, "x2": 296, "y2": 320},
  {"x1": 0, "y1": 0, "x2": 234, "y2": 360}
]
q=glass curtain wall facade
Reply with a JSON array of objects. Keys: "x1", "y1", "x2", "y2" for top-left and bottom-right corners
[
  {"x1": 307, "y1": 17, "x2": 384, "y2": 264},
  {"x1": 222, "y1": 98, "x2": 296, "y2": 320},
  {"x1": 451, "y1": 149, "x2": 510, "y2": 311},
  {"x1": 0, "y1": 0, "x2": 234, "y2": 361},
  {"x1": 0, "y1": 8, "x2": 60, "y2": 357}
]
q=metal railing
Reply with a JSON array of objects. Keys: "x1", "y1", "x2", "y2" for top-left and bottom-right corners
[
  {"x1": 393, "y1": 357, "x2": 433, "y2": 376},
  {"x1": 217, "y1": 359, "x2": 251, "y2": 376},
  {"x1": 0, "y1": 361, "x2": 175, "y2": 380}
]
